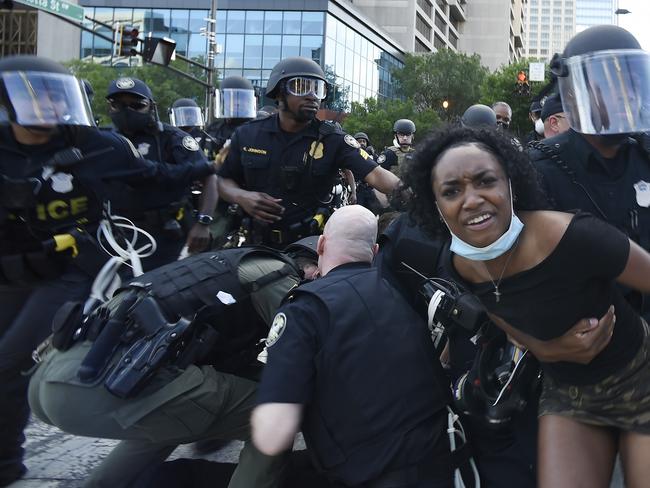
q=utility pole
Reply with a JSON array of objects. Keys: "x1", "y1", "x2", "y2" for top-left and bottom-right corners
[{"x1": 204, "y1": 0, "x2": 218, "y2": 124}]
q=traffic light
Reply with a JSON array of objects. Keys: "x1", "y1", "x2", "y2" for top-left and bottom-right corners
[
  {"x1": 517, "y1": 71, "x2": 527, "y2": 83},
  {"x1": 118, "y1": 26, "x2": 140, "y2": 57}
]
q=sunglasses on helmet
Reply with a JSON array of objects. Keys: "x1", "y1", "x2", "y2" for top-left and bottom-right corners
[{"x1": 285, "y1": 77, "x2": 327, "y2": 100}]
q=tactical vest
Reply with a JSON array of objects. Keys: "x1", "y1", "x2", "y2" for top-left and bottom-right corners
[
  {"x1": 58, "y1": 247, "x2": 300, "y2": 397},
  {"x1": 386, "y1": 145, "x2": 414, "y2": 177},
  {"x1": 290, "y1": 264, "x2": 449, "y2": 483}
]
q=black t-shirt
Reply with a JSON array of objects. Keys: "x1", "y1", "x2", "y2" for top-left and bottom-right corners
[{"x1": 445, "y1": 213, "x2": 643, "y2": 385}]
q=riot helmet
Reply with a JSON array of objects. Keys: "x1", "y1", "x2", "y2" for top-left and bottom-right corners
[
  {"x1": 106, "y1": 77, "x2": 160, "y2": 134},
  {"x1": 393, "y1": 119, "x2": 416, "y2": 148},
  {"x1": 169, "y1": 98, "x2": 204, "y2": 128},
  {"x1": 461, "y1": 104, "x2": 497, "y2": 128},
  {"x1": 551, "y1": 25, "x2": 650, "y2": 135},
  {"x1": 215, "y1": 76, "x2": 256, "y2": 120},
  {"x1": 0, "y1": 55, "x2": 94, "y2": 127},
  {"x1": 354, "y1": 132, "x2": 370, "y2": 147},
  {"x1": 265, "y1": 57, "x2": 328, "y2": 100},
  {"x1": 285, "y1": 236, "x2": 319, "y2": 279}
]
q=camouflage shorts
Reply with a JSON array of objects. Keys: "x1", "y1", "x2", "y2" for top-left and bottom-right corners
[{"x1": 539, "y1": 319, "x2": 650, "y2": 434}]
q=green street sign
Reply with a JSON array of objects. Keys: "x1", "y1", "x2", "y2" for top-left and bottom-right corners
[{"x1": 14, "y1": 0, "x2": 84, "y2": 22}]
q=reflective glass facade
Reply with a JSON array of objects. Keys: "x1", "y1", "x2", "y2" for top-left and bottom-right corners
[{"x1": 80, "y1": 7, "x2": 403, "y2": 107}]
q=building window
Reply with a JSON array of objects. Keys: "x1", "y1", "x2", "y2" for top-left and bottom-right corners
[
  {"x1": 226, "y1": 10, "x2": 245, "y2": 34},
  {"x1": 434, "y1": 33, "x2": 445, "y2": 50},
  {"x1": 435, "y1": 12, "x2": 446, "y2": 32},
  {"x1": 264, "y1": 11, "x2": 283, "y2": 34},
  {"x1": 417, "y1": 0, "x2": 433, "y2": 18},
  {"x1": 416, "y1": 13, "x2": 432, "y2": 40},
  {"x1": 283, "y1": 12, "x2": 301, "y2": 35},
  {"x1": 449, "y1": 31, "x2": 458, "y2": 49},
  {"x1": 415, "y1": 38, "x2": 429, "y2": 52}
]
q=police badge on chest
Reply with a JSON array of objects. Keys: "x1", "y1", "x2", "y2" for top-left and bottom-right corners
[{"x1": 42, "y1": 167, "x2": 74, "y2": 194}]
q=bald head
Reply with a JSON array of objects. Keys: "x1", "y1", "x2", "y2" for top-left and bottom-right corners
[{"x1": 317, "y1": 205, "x2": 378, "y2": 275}]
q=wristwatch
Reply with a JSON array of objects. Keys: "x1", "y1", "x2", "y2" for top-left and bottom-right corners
[{"x1": 196, "y1": 214, "x2": 214, "y2": 225}]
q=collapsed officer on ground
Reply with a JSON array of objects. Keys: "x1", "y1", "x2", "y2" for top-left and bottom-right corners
[
  {"x1": 377, "y1": 118, "x2": 416, "y2": 178},
  {"x1": 217, "y1": 56, "x2": 400, "y2": 248},
  {"x1": 106, "y1": 78, "x2": 218, "y2": 267},
  {"x1": 530, "y1": 25, "x2": 650, "y2": 322},
  {"x1": 28, "y1": 238, "x2": 320, "y2": 488},
  {"x1": 252, "y1": 205, "x2": 454, "y2": 488},
  {"x1": 0, "y1": 55, "x2": 204, "y2": 487}
]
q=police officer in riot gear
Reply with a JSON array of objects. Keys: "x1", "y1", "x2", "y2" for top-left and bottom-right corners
[
  {"x1": 353, "y1": 131, "x2": 375, "y2": 157},
  {"x1": 106, "y1": 78, "x2": 218, "y2": 265},
  {"x1": 28, "y1": 239, "x2": 319, "y2": 488},
  {"x1": 461, "y1": 104, "x2": 497, "y2": 129},
  {"x1": 204, "y1": 75, "x2": 257, "y2": 159},
  {"x1": 169, "y1": 98, "x2": 208, "y2": 147},
  {"x1": 377, "y1": 119, "x2": 416, "y2": 177},
  {"x1": 530, "y1": 25, "x2": 650, "y2": 319},
  {"x1": 217, "y1": 56, "x2": 400, "y2": 248},
  {"x1": 0, "y1": 55, "x2": 192, "y2": 486}
]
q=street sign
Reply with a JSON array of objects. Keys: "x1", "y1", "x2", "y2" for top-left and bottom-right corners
[
  {"x1": 14, "y1": 0, "x2": 84, "y2": 23},
  {"x1": 529, "y1": 62, "x2": 546, "y2": 82}
]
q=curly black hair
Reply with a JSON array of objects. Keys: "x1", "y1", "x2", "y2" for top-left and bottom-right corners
[{"x1": 402, "y1": 126, "x2": 549, "y2": 238}]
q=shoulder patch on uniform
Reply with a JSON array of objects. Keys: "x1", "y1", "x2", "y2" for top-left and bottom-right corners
[
  {"x1": 182, "y1": 135, "x2": 200, "y2": 151},
  {"x1": 377, "y1": 153, "x2": 386, "y2": 164},
  {"x1": 266, "y1": 313, "x2": 287, "y2": 347},
  {"x1": 344, "y1": 134, "x2": 360, "y2": 148},
  {"x1": 115, "y1": 78, "x2": 135, "y2": 90}
]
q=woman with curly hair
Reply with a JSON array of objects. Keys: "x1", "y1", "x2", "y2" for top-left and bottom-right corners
[{"x1": 403, "y1": 125, "x2": 650, "y2": 488}]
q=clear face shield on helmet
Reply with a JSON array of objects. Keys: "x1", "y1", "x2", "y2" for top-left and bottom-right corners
[
  {"x1": 558, "y1": 49, "x2": 650, "y2": 135},
  {"x1": 214, "y1": 88, "x2": 257, "y2": 119},
  {"x1": 0, "y1": 71, "x2": 94, "y2": 127},
  {"x1": 169, "y1": 106, "x2": 204, "y2": 128}
]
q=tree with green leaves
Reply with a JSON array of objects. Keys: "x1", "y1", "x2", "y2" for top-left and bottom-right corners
[
  {"x1": 479, "y1": 58, "x2": 548, "y2": 138},
  {"x1": 391, "y1": 50, "x2": 488, "y2": 120},
  {"x1": 342, "y1": 98, "x2": 441, "y2": 150},
  {"x1": 65, "y1": 59, "x2": 209, "y2": 126},
  {"x1": 322, "y1": 65, "x2": 350, "y2": 113}
]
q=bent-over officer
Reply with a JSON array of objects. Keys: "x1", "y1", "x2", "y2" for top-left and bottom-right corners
[
  {"x1": 217, "y1": 57, "x2": 400, "y2": 248},
  {"x1": 28, "y1": 238, "x2": 320, "y2": 488},
  {"x1": 0, "y1": 55, "x2": 189, "y2": 486},
  {"x1": 252, "y1": 205, "x2": 453, "y2": 487},
  {"x1": 107, "y1": 78, "x2": 217, "y2": 267}
]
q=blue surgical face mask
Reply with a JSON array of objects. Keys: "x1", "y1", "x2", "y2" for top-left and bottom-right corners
[{"x1": 438, "y1": 181, "x2": 524, "y2": 261}]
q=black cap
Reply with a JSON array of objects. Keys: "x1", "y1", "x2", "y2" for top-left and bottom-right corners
[
  {"x1": 107, "y1": 77, "x2": 153, "y2": 100},
  {"x1": 541, "y1": 94, "x2": 564, "y2": 121},
  {"x1": 529, "y1": 100, "x2": 542, "y2": 114}
]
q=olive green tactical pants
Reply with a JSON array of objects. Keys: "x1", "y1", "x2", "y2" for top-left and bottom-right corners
[{"x1": 28, "y1": 343, "x2": 285, "y2": 488}]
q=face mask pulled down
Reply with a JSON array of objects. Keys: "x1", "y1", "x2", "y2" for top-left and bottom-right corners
[{"x1": 438, "y1": 181, "x2": 524, "y2": 261}]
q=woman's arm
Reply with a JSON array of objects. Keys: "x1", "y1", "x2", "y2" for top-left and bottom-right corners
[
  {"x1": 616, "y1": 239, "x2": 650, "y2": 293},
  {"x1": 488, "y1": 306, "x2": 615, "y2": 365}
]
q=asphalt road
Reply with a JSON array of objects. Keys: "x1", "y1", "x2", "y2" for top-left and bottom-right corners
[{"x1": 10, "y1": 418, "x2": 625, "y2": 487}]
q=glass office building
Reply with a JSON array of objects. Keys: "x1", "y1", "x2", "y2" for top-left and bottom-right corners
[{"x1": 80, "y1": 6, "x2": 404, "y2": 106}]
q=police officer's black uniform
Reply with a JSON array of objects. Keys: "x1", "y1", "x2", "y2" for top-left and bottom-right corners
[
  {"x1": 107, "y1": 78, "x2": 215, "y2": 270},
  {"x1": 219, "y1": 114, "x2": 377, "y2": 246},
  {"x1": 0, "y1": 56, "x2": 178, "y2": 486},
  {"x1": 258, "y1": 262, "x2": 453, "y2": 487}
]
